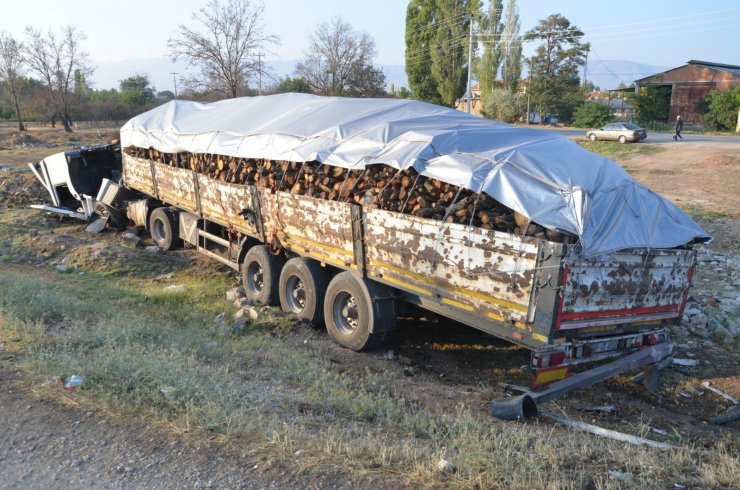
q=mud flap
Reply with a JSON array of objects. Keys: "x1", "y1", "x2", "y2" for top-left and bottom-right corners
[{"x1": 85, "y1": 212, "x2": 109, "y2": 233}]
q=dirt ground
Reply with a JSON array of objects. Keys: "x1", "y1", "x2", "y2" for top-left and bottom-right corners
[{"x1": 1, "y1": 125, "x2": 739, "y2": 488}]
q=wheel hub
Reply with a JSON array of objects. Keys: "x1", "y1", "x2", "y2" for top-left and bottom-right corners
[
  {"x1": 286, "y1": 276, "x2": 306, "y2": 313},
  {"x1": 335, "y1": 293, "x2": 358, "y2": 334}
]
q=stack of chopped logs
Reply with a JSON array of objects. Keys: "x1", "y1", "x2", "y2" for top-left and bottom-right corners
[{"x1": 124, "y1": 146, "x2": 572, "y2": 242}]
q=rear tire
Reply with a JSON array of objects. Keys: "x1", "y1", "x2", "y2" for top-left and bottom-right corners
[
  {"x1": 242, "y1": 245, "x2": 284, "y2": 305},
  {"x1": 324, "y1": 272, "x2": 396, "y2": 351},
  {"x1": 279, "y1": 258, "x2": 330, "y2": 327},
  {"x1": 148, "y1": 207, "x2": 181, "y2": 251},
  {"x1": 588, "y1": 133, "x2": 597, "y2": 141},
  {"x1": 618, "y1": 135, "x2": 627, "y2": 144}
]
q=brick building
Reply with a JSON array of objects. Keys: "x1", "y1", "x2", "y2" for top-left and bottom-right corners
[{"x1": 635, "y1": 60, "x2": 740, "y2": 124}]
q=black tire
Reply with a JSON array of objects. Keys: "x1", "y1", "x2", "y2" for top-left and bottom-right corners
[
  {"x1": 279, "y1": 258, "x2": 331, "y2": 327},
  {"x1": 242, "y1": 245, "x2": 284, "y2": 305},
  {"x1": 94, "y1": 202, "x2": 127, "y2": 231},
  {"x1": 324, "y1": 272, "x2": 396, "y2": 352},
  {"x1": 148, "y1": 207, "x2": 182, "y2": 251},
  {"x1": 588, "y1": 133, "x2": 597, "y2": 141},
  {"x1": 618, "y1": 135, "x2": 627, "y2": 144}
]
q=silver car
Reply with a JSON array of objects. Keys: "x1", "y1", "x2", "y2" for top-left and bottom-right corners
[{"x1": 586, "y1": 122, "x2": 647, "y2": 143}]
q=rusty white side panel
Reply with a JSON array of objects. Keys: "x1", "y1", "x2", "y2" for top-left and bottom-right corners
[
  {"x1": 122, "y1": 154, "x2": 155, "y2": 196},
  {"x1": 196, "y1": 174, "x2": 259, "y2": 236},
  {"x1": 260, "y1": 189, "x2": 357, "y2": 269},
  {"x1": 363, "y1": 209, "x2": 540, "y2": 323},
  {"x1": 153, "y1": 162, "x2": 197, "y2": 213},
  {"x1": 559, "y1": 249, "x2": 696, "y2": 329}
]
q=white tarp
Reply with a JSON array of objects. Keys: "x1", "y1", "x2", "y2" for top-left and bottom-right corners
[{"x1": 120, "y1": 93, "x2": 710, "y2": 257}]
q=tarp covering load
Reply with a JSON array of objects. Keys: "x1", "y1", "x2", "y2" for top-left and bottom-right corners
[{"x1": 120, "y1": 93, "x2": 710, "y2": 257}]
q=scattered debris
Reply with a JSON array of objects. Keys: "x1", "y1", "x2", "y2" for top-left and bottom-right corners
[
  {"x1": 63, "y1": 375, "x2": 84, "y2": 391},
  {"x1": 397, "y1": 355, "x2": 413, "y2": 366},
  {"x1": 153, "y1": 272, "x2": 175, "y2": 282},
  {"x1": 498, "y1": 382, "x2": 531, "y2": 394},
  {"x1": 214, "y1": 312, "x2": 229, "y2": 325},
  {"x1": 145, "y1": 245, "x2": 161, "y2": 254},
  {"x1": 29, "y1": 228, "x2": 38, "y2": 238},
  {"x1": 226, "y1": 287, "x2": 245, "y2": 302},
  {"x1": 578, "y1": 404, "x2": 616, "y2": 414},
  {"x1": 672, "y1": 358, "x2": 699, "y2": 367},
  {"x1": 121, "y1": 232, "x2": 143, "y2": 248},
  {"x1": 541, "y1": 412, "x2": 671, "y2": 449},
  {"x1": 710, "y1": 407, "x2": 740, "y2": 426},
  {"x1": 163, "y1": 284, "x2": 186, "y2": 293},
  {"x1": 159, "y1": 386, "x2": 177, "y2": 401},
  {"x1": 678, "y1": 391, "x2": 693, "y2": 399},
  {"x1": 294, "y1": 450, "x2": 306, "y2": 457},
  {"x1": 436, "y1": 448, "x2": 457, "y2": 474},
  {"x1": 56, "y1": 264, "x2": 69, "y2": 273},
  {"x1": 650, "y1": 427, "x2": 668, "y2": 437},
  {"x1": 382, "y1": 350, "x2": 396, "y2": 360},
  {"x1": 701, "y1": 381, "x2": 739, "y2": 405}
]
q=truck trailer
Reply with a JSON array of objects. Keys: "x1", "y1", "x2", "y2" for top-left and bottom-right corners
[{"x1": 30, "y1": 94, "x2": 711, "y2": 419}]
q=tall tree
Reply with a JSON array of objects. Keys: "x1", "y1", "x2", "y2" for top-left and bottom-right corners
[
  {"x1": 24, "y1": 25, "x2": 91, "y2": 132},
  {"x1": 405, "y1": 0, "x2": 440, "y2": 103},
  {"x1": 524, "y1": 14, "x2": 585, "y2": 122},
  {"x1": 168, "y1": 0, "x2": 279, "y2": 98},
  {"x1": 0, "y1": 31, "x2": 26, "y2": 131},
  {"x1": 295, "y1": 17, "x2": 385, "y2": 97},
  {"x1": 500, "y1": 0, "x2": 522, "y2": 91},
  {"x1": 119, "y1": 75, "x2": 156, "y2": 109},
  {"x1": 475, "y1": 0, "x2": 503, "y2": 99},
  {"x1": 430, "y1": 0, "x2": 477, "y2": 106}
]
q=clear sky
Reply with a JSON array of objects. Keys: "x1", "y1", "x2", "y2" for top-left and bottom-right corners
[{"x1": 2, "y1": 0, "x2": 738, "y2": 86}]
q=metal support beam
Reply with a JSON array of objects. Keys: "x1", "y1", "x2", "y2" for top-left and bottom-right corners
[{"x1": 490, "y1": 343, "x2": 673, "y2": 420}]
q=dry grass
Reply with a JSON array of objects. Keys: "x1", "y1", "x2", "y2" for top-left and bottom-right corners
[{"x1": 1, "y1": 208, "x2": 738, "y2": 488}]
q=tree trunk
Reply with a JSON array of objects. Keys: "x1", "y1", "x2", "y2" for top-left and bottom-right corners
[
  {"x1": 11, "y1": 95, "x2": 25, "y2": 131},
  {"x1": 62, "y1": 107, "x2": 73, "y2": 133}
]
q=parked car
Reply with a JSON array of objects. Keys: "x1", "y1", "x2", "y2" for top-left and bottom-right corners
[{"x1": 586, "y1": 122, "x2": 647, "y2": 143}]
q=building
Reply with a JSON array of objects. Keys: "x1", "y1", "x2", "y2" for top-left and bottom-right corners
[{"x1": 634, "y1": 60, "x2": 740, "y2": 124}]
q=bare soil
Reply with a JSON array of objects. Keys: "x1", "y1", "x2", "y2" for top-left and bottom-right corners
[{"x1": 1, "y1": 128, "x2": 738, "y2": 488}]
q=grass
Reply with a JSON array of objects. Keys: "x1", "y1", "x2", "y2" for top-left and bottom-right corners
[
  {"x1": 1, "y1": 217, "x2": 738, "y2": 488},
  {"x1": 577, "y1": 141, "x2": 664, "y2": 159}
]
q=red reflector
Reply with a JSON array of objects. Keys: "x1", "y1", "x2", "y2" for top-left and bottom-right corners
[
  {"x1": 647, "y1": 334, "x2": 658, "y2": 345},
  {"x1": 549, "y1": 352, "x2": 566, "y2": 366}
]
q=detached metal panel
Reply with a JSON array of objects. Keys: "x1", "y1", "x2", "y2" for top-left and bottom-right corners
[{"x1": 363, "y1": 208, "x2": 540, "y2": 325}]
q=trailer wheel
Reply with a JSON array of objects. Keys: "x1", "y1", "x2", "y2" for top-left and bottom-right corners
[
  {"x1": 242, "y1": 245, "x2": 284, "y2": 305},
  {"x1": 148, "y1": 207, "x2": 182, "y2": 251},
  {"x1": 279, "y1": 258, "x2": 330, "y2": 327},
  {"x1": 324, "y1": 272, "x2": 396, "y2": 351}
]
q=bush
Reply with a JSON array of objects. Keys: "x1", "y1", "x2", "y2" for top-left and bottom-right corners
[
  {"x1": 481, "y1": 89, "x2": 525, "y2": 123},
  {"x1": 631, "y1": 84, "x2": 670, "y2": 123},
  {"x1": 700, "y1": 87, "x2": 740, "y2": 131},
  {"x1": 572, "y1": 102, "x2": 612, "y2": 128}
]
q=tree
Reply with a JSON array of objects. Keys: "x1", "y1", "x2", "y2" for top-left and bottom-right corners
[
  {"x1": 699, "y1": 87, "x2": 740, "y2": 131},
  {"x1": 0, "y1": 31, "x2": 26, "y2": 131},
  {"x1": 475, "y1": 0, "x2": 503, "y2": 99},
  {"x1": 295, "y1": 17, "x2": 385, "y2": 97},
  {"x1": 405, "y1": 0, "x2": 440, "y2": 103},
  {"x1": 168, "y1": 0, "x2": 278, "y2": 98},
  {"x1": 524, "y1": 14, "x2": 586, "y2": 123},
  {"x1": 24, "y1": 25, "x2": 91, "y2": 132},
  {"x1": 632, "y1": 84, "x2": 670, "y2": 123},
  {"x1": 430, "y1": 0, "x2": 476, "y2": 106},
  {"x1": 274, "y1": 76, "x2": 312, "y2": 94},
  {"x1": 499, "y1": 0, "x2": 522, "y2": 91},
  {"x1": 119, "y1": 75, "x2": 156, "y2": 109},
  {"x1": 481, "y1": 87, "x2": 524, "y2": 122},
  {"x1": 572, "y1": 101, "x2": 612, "y2": 128}
]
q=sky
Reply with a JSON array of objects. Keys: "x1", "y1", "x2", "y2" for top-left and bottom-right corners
[{"x1": 2, "y1": 0, "x2": 738, "y2": 91}]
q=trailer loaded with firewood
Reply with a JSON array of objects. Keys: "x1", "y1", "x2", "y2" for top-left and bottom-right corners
[{"x1": 31, "y1": 94, "x2": 712, "y2": 418}]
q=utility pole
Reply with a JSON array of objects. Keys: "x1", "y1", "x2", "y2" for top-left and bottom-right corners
[
  {"x1": 171, "y1": 72, "x2": 178, "y2": 98},
  {"x1": 466, "y1": 15, "x2": 474, "y2": 113},
  {"x1": 254, "y1": 52, "x2": 264, "y2": 95},
  {"x1": 582, "y1": 42, "x2": 590, "y2": 93}
]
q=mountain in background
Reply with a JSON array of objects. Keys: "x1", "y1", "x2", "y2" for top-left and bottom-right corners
[{"x1": 90, "y1": 58, "x2": 670, "y2": 95}]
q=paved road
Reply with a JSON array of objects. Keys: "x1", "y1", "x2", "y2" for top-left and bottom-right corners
[{"x1": 527, "y1": 126, "x2": 740, "y2": 146}]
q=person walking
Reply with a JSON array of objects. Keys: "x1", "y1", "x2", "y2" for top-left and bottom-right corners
[{"x1": 673, "y1": 115, "x2": 683, "y2": 141}]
